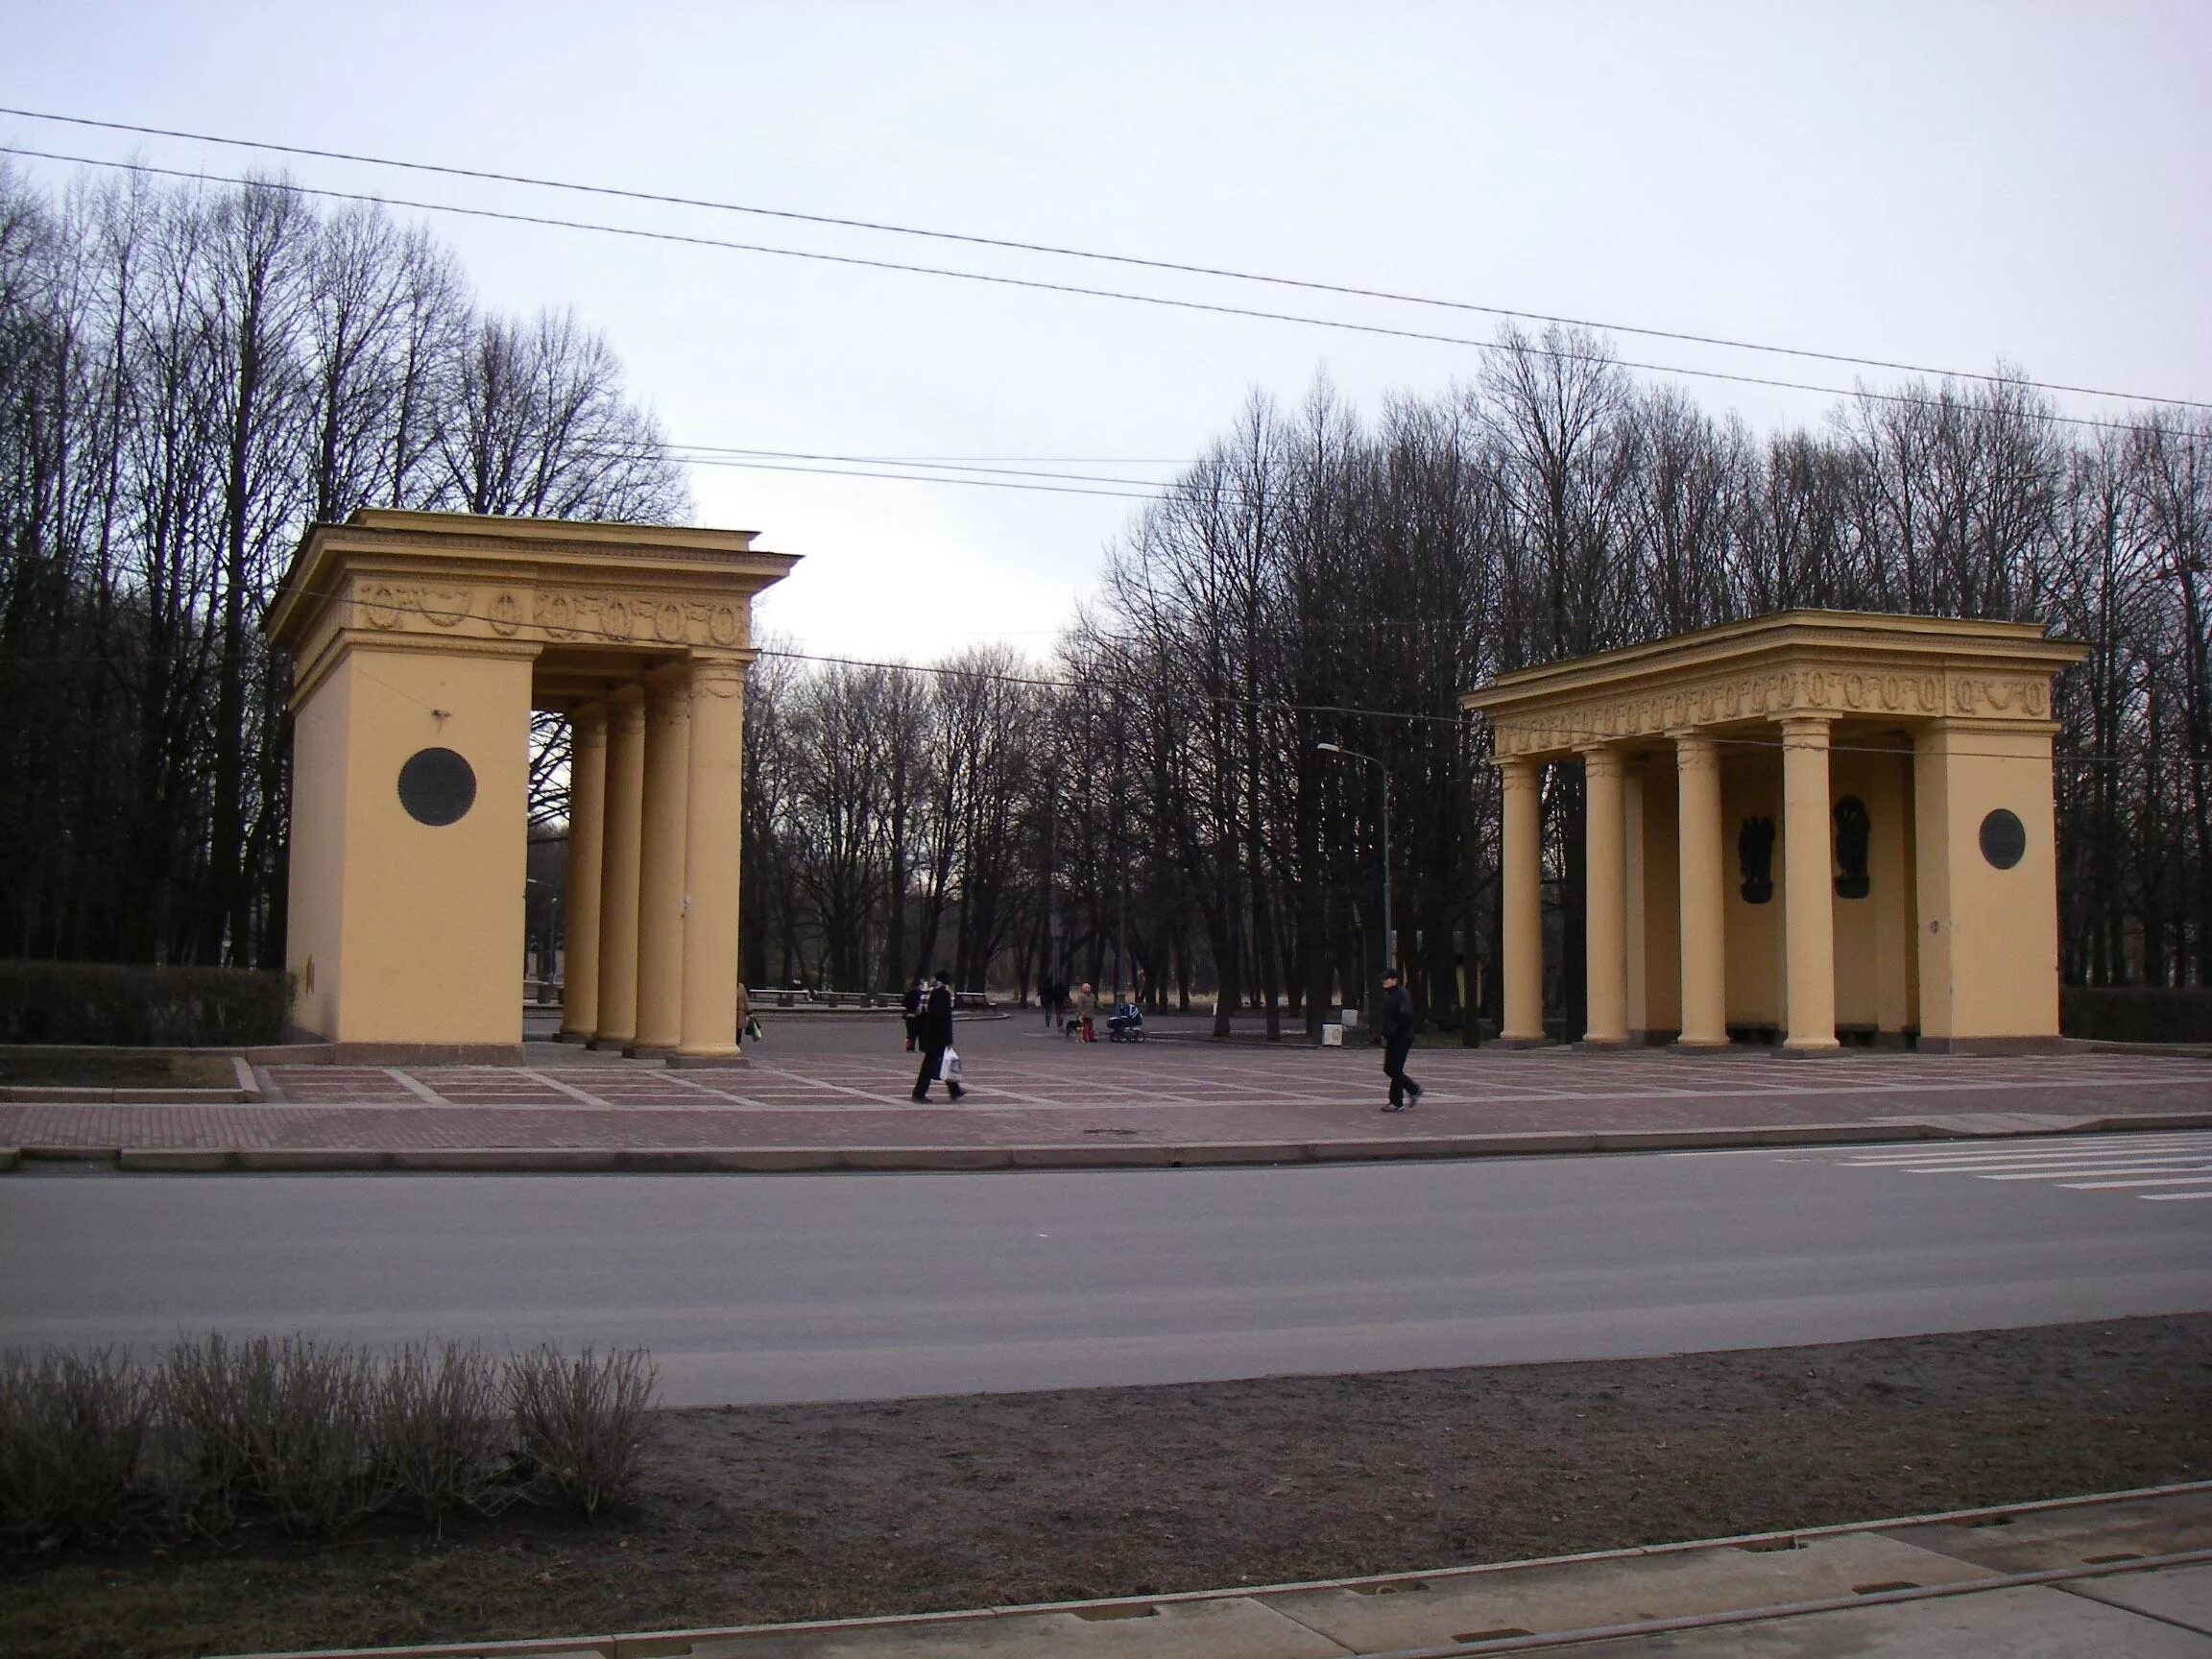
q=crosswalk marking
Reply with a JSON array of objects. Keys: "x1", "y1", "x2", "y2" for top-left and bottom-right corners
[
  {"x1": 1829, "y1": 1131, "x2": 2212, "y2": 1205},
  {"x1": 1978, "y1": 1162, "x2": 2212, "y2": 1179},
  {"x1": 1841, "y1": 1134, "x2": 2212, "y2": 1167}
]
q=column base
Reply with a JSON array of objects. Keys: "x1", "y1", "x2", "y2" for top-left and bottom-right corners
[
  {"x1": 554, "y1": 1029, "x2": 594, "y2": 1045},
  {"x1": 1916, "y1": 1034, "x2": 2063, "y2": 1056},
  {"x1": 667, "y1": 1048, "x2": 750, "y2": 1069},
  {"x1": 330, "y1": 1042, "x2": 525, "y2": 1065},
  {"x1": 1491, "y1": 1035, "x2": 1556, "y2": 1049},
  {"x1": 1776, "y1": 1040, "x2": 1848, "y2": 1057},
  {"x1": 587, "y1": 1035, "x2": 633, "y2": 1052},
  {"x1": 623, "y1": 1042, "x2": 678, "y2": 1059},
  {"x1": 1670, "y1": 1036, "x2": 1734, "y2": 1051},
  {"x1": 1575, "y1": 1038, "x2": 1634, "y2": 1051}
]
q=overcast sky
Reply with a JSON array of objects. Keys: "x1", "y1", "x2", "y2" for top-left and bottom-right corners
[{"x1": 6, "y1": 3, "x2": 2208, "y2": 662}]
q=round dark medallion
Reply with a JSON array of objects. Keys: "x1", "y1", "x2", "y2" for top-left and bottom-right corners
[
  {"x1": 1979, "y1": 808, "x2": 2027, "y2": 871},
  {"x1": 397, "y1": 747, "x2": 477, "y2": 827}
]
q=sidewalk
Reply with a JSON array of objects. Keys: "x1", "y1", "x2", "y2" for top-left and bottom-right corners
[
  {"x1": 3, "y1": 1028, "x2": 2208, "y2": 1173},
  {"x1": 220, "y1": 1482, "x2": 2212, "y2": 1657}
]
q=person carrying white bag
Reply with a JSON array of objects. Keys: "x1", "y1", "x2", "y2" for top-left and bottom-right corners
[{"x1": 910, "y1": 968, "x2": 967, "y2": 1102}]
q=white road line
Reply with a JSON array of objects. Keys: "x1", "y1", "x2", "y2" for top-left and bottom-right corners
[
  {"x1": 1822, "y1": 1130, "x2": 2212, "y2": 1203},
  {"x1": 1874, "y1": 1152, "x2": 2212, "y2": 1169},
  {"x1": 1845, "y1": 1138, "x2": 2212, "y2": 1166},
  {"x1": 1973, "y1": 1167, "x2": 2212, "y2": 1185}
]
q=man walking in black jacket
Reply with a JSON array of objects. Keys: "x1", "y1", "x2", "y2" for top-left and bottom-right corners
[
  {"x1": 1380, "y1": 968, "x2": 1422, "y2": 1112},
  {"x1": 912, "y1": 970, "x2": 965, "y2": 1102}
]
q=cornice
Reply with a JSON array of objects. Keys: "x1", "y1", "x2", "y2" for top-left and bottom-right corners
[
  {"x1": 267, "y1": 510, "x2": 799, "y2": 649},
  {"x1": 1465, "y1": 611, "x2": 2086, "y2": 721}
]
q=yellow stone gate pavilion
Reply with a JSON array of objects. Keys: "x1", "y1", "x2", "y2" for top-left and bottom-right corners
[{"x1": 1462, "y1": 613, "x2": 2087, "y2": 1053}]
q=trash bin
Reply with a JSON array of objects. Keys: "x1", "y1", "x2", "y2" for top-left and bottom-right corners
[{"x1": 1321, "y1": 1023, "x2": 1345, "y2": 1046}]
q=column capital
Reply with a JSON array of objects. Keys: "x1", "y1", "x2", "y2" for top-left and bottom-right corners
[
  {"x1": 687, "y1": 654, "x2": 750, "y2": 697},
  {"x1": 1576, "y1": 742, "x2": 1624, "y2": 780},
  {"x1": 1669, "y1": 730, "x2": 1721, "y2": 771},
  {"x1": 1777, "y1": 713, "x2": 1833, "y2": 745},
  {"x1": 570, "y1": 701, "x2": 610, "y2": 750},
  {"x1": 1493, "y1": 753, "x2": 1540, "y2": 788},
  {"x1": 607, "y1": 685, "x2": 646, "y2": 736}
]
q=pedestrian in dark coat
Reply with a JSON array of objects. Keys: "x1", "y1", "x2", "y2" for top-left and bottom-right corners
[
  {"x1": 912, "y1": 971, "x2": 965, "y2": 1101},
  {"x1": 1379, "y1": 968, "x2": 1422, "y2": 1112},
  {"x1": 902, "y1": 975, "x2": 926, "y2": 1051}
]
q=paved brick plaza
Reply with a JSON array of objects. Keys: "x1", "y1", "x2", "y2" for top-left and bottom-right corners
[{"x1": 2, "y1": 1015, "x2": 2207, "y2": 1158}]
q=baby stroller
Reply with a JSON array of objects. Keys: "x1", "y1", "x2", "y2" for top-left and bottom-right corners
[{"x1": 1106, "y1": 999, "x2": 1146, "y2": 1042}]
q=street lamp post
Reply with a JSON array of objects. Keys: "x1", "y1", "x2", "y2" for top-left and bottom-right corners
[{"x1": 1317, "y1": 742, "x2": 1393, "y2": 987}]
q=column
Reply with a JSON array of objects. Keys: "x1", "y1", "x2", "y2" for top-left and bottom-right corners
[
  {"x1": 629, "y1": 672, "x2": 691, "y2": 1055},
  {"x1": 557, "y1": 703, "x2": 608, "y2": 1043},
  {"x1": 591, "y1": 688, "x2": 646, "y2": 1048},
  {"x1": 1498, "y1": 757, "x2": 1546, "y2": 1044},
  {"x1": 1580, "y1": 744, "x2": 1629, "y2": 1045},
  {"x1": 1622, "y1": 761, "x2": 1647, "y2": 1036},
  {"x1": 1672, "y1": 731, "x2": 1728, "y2": 1046},
  {"x1": 1780, "y1": 714, "x2": 1839, "y2": 1049},
  {"x1": 676, "y1": 656, "x2": 749, "y2": 1062}
]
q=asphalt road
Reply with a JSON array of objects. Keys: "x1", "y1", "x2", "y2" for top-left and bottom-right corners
[{"x1": 5, "y1": 1136, "x2": 2208, "y2": 1406}]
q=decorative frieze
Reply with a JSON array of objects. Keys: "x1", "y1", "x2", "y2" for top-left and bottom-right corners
[
  {"x1": 348, "y1": 579, "x2": 749, "y2": 650},
  {"x1": 1489, "y1": 662, "x2": 2053, "y2": 757}
]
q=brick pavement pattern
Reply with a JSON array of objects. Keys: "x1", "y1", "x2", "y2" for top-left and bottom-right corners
[{"x1": 4, "y1": 1038, "x2": 2208, "y2": 1155}]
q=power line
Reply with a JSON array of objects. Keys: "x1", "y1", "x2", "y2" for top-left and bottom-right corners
[
  {"x1": 669, "y1": 451, "x2": 1166, "y2": 501},
  {"x1": 678, "y1": 447, "x2": 1189, "y2": 464},
  {"x1": 0, "y1": 575, "x2": 2153, "y2": 764},
  {"x1": 0, "y1": 144, "x2": 2186, "y2": 441},
  {"x1": 5, "y1": 104, "x2": 2204, "y2": 414},
  {"x1": 674, "y1": 445, "x2": 1186, "y2": 486}
]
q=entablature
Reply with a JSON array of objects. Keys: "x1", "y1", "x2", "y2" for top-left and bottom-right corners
[{"x1": 1463, "y1": 611, "x2": 2086, "y2": 763}]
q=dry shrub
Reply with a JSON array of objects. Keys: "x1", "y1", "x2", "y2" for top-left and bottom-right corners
[
  {"x1": 506, "y1": 1345, "x2": 660, "y2": 1518},
  {"x1": 0, "y1": 1348, "x2": 162, "y2": 1550},
  {"x1": 373, "y1": 1341, "x2": 516, "y2": 1523},
  {"x1": 1, "y1": 1335, "x2": 664, "y2": 1551},
  {"x1": 154, "y1": 1332, "x2": 254, "y2": 1534},
  {"x1": 159, "y1": 1334, "x2": 385, "y2": 1536}
]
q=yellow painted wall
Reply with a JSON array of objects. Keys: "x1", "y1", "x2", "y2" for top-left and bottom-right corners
[
  {"x1": 1721, "y1": 754, "x2": 1784, "y2": 1027},
  {"x1": 325, "y1": 644, "x2": 537, "y2": 1046},
  {"x1": 1828, "y1": 747, "x2": 1912, "y2": 1032},
  {"x1": 285, "y1": 658, "x2": 351, "y2": 1040},
  {"x1": 1867, "y1": 747, "x2": 1916, "y2": 1034},
  {"x1": 1914, "y1": 724, "x2": 2063, "y2": 1041}
]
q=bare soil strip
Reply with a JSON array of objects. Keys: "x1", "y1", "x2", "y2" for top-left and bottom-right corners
[{"x1": 5, "y1": 1314, "x2": 2207, "y2": 1659}]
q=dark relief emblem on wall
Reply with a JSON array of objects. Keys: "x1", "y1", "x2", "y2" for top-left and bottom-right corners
[
  {"x1": 1980, "y1": 808, "x2": 2027, "y2": 871},
  {"x1": 397, "y1": 747, "x2": 477, "y2": 828},
  {"x1": 1832, "y1": 796, "x2": 1871, "y2": 899},
  {"x1": 1738, "y1": 815, "x2": 1776, "y2": 904}
]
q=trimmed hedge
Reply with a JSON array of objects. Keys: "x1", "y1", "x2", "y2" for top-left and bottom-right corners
[
  {"x1": 0, "y1": 961, "x2": 293, "y2": 1046},
  {"x1": 2061, "y1": 986, "x2": 2212, "y2": 1046}
]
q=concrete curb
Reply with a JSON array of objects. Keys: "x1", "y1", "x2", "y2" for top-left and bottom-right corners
[{"x1": 13, "y1": 1111, "x2": 2210, "y2": 1175}]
